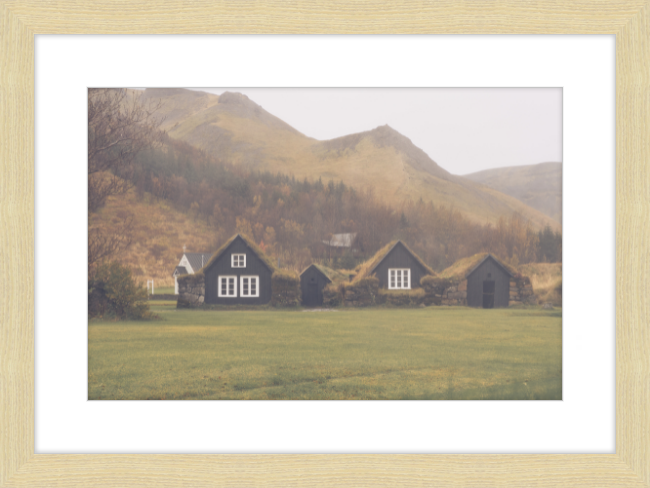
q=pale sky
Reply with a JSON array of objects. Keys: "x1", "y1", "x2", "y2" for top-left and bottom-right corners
[{"x1": 189, "y1": 87, "x2": 562, "y2": 175}]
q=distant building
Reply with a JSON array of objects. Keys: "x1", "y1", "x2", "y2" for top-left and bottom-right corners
[
  {"x1": 172, "y1": 252, "x2": 212, "y2": 294},
  {"x1": 465, "y1": 254, "x2": 513, "y2": 308},
  {"x1": 322, "y1": 233, "x2": 357, "y2": 249}
]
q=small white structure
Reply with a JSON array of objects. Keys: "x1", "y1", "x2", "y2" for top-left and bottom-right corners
[
  {"x1": 172, "y1": 252, "x2": 213, "y2": 294},
  {"x1": 322, "y1": 233, "x2": 357, "y2": 248}
]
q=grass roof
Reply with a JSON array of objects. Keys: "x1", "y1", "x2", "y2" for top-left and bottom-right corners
[
  {"x1": 439, "y1": 253, "x2": 517, "y2": 281},
  {"x1": 352, "y1": 240, "x2": 436, "y2": 283},
  {"x1": 312, "y1": 264, "x2": 350, "y2": 284},
  {"x1": 197, "y1": 233, "x2": 278, "y2": 274}
]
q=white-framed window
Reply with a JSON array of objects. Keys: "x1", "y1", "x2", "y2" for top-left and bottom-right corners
[
  {"x1": 388, "y1": 268, "x2": 411, "y2": 289},
  {"x1": 218, "y1": 276, "x2": 237, "y2": 297},
  {"x1": 231, "y1": 254, "x2": 246, "y2": 268},
  {"x1": 240, "y1": 276, "x2": 260, "y2": 298}
]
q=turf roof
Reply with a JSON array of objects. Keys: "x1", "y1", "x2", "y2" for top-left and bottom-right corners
[
  {"x1": 302, "y1": 263, "x2": 350, "y2": 284},
  {"x1": 197, "y1": 233, "x2": 279, "y2": 274},
  {"x1": 352, "y1": 240, "x2": 436, "y2": 283},
  {"x1": 438, "y1": 253, "x2": 517, "y2": 281}
]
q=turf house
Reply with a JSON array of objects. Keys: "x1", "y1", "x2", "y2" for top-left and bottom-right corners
[
  {"x1": 465, "y1": 254, "x2": 513, "y2": 308},
  {"x1": 176, "y1": 234, "x2": 301, "y2": 308},
  {"x1": 356, "y1": 240, "x2": 435, "y2": 291},
  {"x1": 436, "y1": 253, "x2": 536, "y2": 307}
]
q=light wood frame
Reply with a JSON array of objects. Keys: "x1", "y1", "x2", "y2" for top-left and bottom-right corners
[{"x1": 0, "y1": 1, "x2": 646, "y2": 486}]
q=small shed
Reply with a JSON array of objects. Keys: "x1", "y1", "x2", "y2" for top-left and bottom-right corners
[
  {"x1": 465, "y1": 254, "x2": 513, "y2": 308},
  {"x1": 300, "y1": 264, "x2": 348, "y2": 306},
  {"x1": 300, "y1": 265, "x2": 331, "y2": 307}
]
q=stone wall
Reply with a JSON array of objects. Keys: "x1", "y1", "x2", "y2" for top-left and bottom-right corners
[
  {"x1": 271, "y1": 271, "x2": 301, "y2": 307},
  {"x1": 323, "y1": 283, "x2": 343, "y2": 307},
  {"x1": 508, "y1": 276, "x2": 537, "y2": 305},
  {"x1": 177, "y1": 273, "x2": 205, "y2": 308},
  {"x1": 438, "y1": 277, "x2": 536, "y2": 306}
]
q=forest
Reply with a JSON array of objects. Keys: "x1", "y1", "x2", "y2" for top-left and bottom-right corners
[
  {"x1": 89, "y1": 88, "x2": 561, "y2": 277},
  {"x1": 125, "y1": 134, "x2": 561, "y2": 272}
]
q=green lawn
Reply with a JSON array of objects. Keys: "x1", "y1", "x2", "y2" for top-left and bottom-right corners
[
  {"x1": 88, "y1": 304, "x2": 561, "y2": 400},
  {"x1": 153, "y1": 286, "x2": 175, "y2": 295}
]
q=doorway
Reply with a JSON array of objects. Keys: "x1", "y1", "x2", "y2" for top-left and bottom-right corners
[{"x1": 482, "y1": 280, "x2": 495, "y2": 308}]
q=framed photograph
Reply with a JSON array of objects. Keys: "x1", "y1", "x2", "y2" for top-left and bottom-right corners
[{"x1": 2, "y1": 2, "x2": 644, "y2": 486}]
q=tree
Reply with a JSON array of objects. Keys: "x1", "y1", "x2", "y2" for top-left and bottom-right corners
[
  {"x1": 88, "y1": 88, "x2": 164, "y2": 213},
  {"x1": 88, "y1": 213, "x2": 134, "y2": 276}
]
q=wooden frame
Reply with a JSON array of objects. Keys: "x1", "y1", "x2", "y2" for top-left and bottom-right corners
[{"x1": 0, "y1": 1, "x2": 646, "y2": 486}]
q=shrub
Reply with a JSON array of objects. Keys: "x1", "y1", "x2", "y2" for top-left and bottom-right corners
[
  {"x1": 343, "y1": 276, "x2": 379, "y2": 306},
  {"x1": 89, "y1": 261, "x2": 155, "y2": 320},
  {"x1": 378, "y1": 288, "x2": 426, "y2": 307},
  {"x1": 271, "y1": 269, "x2": 300, "y2": 307},
  {"x1": 420, "y1": 275, "x2": 453, "y2": 295},
  {"x1": 322, "y1": 283, "x2": 343, "y2": 307}
]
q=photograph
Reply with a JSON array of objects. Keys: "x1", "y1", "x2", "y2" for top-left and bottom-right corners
[{"x1": 87, "y1": 87, "x2": 563, "y2": 400}]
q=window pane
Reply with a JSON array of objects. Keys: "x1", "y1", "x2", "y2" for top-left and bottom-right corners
[
  {"x1": 221, "y1": 278, "x2": 226, "y2": 295},
  {"x1": 251, "y1": 278, "x2": 257, "y2": 295},
  {"x1": 404, "y1": 270, "x2": 409, "y2": 287},
  {"x1": 397, "y1": 270, "x2": 402, "y2": 287},
  {"x1": 243, "y1": 278, "x2": 249, "y2": 295},
  {"x1": 228, "y1": 278, "x2": 234, "y2": 295}
]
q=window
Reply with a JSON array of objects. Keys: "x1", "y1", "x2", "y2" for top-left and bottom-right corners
[
  {"x1": 218, "y1": 276, "x2": 237, "y2": 297},
  {"x1": 240, "y1": 276, "x2": 259, "y2": 297},
  {"x1": 388, "y1": 268, "x2": 411, "y2": 289},
  {"x1": 231, "y1": 254, "x2": 246, "y2": 268}
]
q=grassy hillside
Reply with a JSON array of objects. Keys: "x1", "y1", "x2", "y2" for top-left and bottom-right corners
[
  {"x1": 89, "y1": 187, "x2": 217, "y2": 287},
  {"x1": 139, "y1": 88, "x2": 560, "y2": 231},
  {"x1": 464, "y1": 162, "x2": 562, "y2": 224}
]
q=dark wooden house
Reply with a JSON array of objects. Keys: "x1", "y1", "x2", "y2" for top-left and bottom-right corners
[
  {"x1": 357, "y1": 240, "x2": 434, "y2": 290},
  {"x1": 202, "y1": 234, "x2": 275, "y2": 305},
  {"x1": 465, "y1": 254, "x2": 513, "y2": 308},
  {"x1": 300, "y1": 265, "x2": 331, "y2": 307}
]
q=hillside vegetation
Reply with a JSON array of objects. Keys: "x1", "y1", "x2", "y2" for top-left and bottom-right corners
[
  {"x1": 464, "y1": 162, "x2": 562, "y2": 224},
  {"x1": 89, "y1": 184, "x2": 215, "y2": 287},
  {"x1": 137, "y1": 88, "x2": 560, "y2": 231}
]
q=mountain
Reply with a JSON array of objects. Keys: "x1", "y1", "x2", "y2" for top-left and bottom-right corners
[
  {"x1": 463, "y1": 163, "x2": 562, "y2": 224},
  {"x1": 138, "y1": 88, "x2": 560, "y2": 231}
]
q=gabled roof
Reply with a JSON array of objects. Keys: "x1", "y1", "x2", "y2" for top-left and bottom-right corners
[
  {"x1": 173, "y1": 266, "x2": 188, "y2": 277},
  {"x1": 300, "y1": 264, "x2": 350, "y2": 284},
  {"x1": 184, "y1": 253, "x2": 213, "y2": 273},
  {"x1": 352, "y1": 240, "x2": 435, "y2": 283},
  {"x1": 301, "y1": 264, "x2": 332, "y2": 283},
  {"x1": 439, "y1": 252, "x2": 516, "y2": 281},
  {"x1": 197, "y1": 234, "x2": 278, "y2": 274},
  {"x1": 465, "y1": 253, "x2": 514, "y2": 279},
  {"x1": 322, "y1": 233, "x2": 357, "y2": 247}
]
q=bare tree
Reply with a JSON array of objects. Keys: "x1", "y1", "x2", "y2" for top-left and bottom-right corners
[
  {"x1": 88, "y1": 88, "x2": 164, "y2": 213},
  {"x1": 88, "y1": 214, "x2": 134, "y2": 276}
]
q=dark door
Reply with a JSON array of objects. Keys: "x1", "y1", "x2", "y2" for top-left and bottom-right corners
[
  {"x1": 482, "y1": 281, "x2": 495, "y2": 309},
  {"x1": 303, "y1": 275, "x2": 323, "y2": 307}
]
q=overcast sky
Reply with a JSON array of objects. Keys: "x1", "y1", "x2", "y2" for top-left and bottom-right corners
[{"x1": 188, "y1": 88, "x2": 562, "y2": 175}]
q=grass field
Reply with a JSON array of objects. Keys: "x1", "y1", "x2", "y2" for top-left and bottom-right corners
[{"x1": 88, "y1": 304, "x2": 562, "y2": 400}]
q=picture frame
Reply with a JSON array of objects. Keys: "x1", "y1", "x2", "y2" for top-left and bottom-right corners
[{"x1": 0, "y1": 1, "x2": 645, "y2": 486}]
